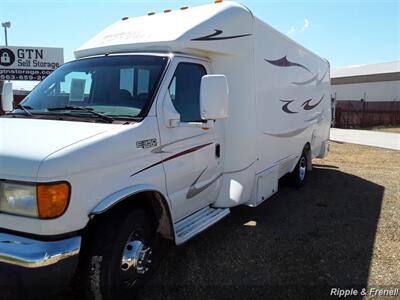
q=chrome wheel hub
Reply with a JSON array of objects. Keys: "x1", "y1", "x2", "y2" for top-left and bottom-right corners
[
  {"x1": 299, "y1": 157, "x2": 306, "y2": 181},
  {"x1": 121, "y1": 239, "x2": 152, "y2": 275}
]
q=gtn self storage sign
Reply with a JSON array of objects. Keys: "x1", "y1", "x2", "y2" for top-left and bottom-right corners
[{"x1": 0, "y1": 46, "x2": 63, "y2": 81}]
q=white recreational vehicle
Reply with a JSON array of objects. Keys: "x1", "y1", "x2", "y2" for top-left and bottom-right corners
[{"x1": 0, "y1": 1, "x2": 330, "y2": 298}]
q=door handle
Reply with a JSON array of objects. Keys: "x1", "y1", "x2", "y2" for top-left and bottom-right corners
[{"x1": 215, "y1": 144, "x2": 221, "y2": 158}]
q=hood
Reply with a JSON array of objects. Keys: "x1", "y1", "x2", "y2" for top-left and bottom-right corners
[{"x1": 0, "y1": 118, "x2": 122, "y2": 180}]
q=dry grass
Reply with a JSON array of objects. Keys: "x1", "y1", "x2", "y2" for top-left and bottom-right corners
[
  {"x1": 315, "y1": 142, "x2": 400, "y2": 298},
  {"x1": 365, "y1": 126, "x2": 400, "y2": 134}
]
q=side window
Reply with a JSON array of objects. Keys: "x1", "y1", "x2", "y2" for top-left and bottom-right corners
[
  {"x1": 120, "y1": 68, "x2": 134, "y2": 96},
  {"x1": 137, "y1": 69, "x2": 150, "y2": 95},
  {"x1": 59, "y1": 71, "x2": 93, "y2": 101},
  {"x1": 119, "y1": 68, "x2": 151, "y2": 96},
  {"x1": 168, "y1": 63, "x2": 206, "y2": 122},
  {"x1": 41, "y1": 71, "x2": 92, "y2": 106},
  {"x1": 119, "y1": 67, "x2": 151, "y2": 101}
]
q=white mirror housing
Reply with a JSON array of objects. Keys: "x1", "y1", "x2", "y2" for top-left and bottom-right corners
[
  {"x1": 1, "y1": 82, "x2": 14, "y2": 112},
  {"x1": 200, "y1": 75, "x2": 229, "y2": 120}
]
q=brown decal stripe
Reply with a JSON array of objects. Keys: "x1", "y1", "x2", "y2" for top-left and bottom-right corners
[
  {"x1": 130, "y1": 142, "x2": 213, "y2": 177},
  {"x1": 191, "y1": 29, "x2": 252, "y2": 41},
  {"x1": 302, "y1": 95, "x2": 324, "y2": 110},
  {"x1": 265, "y1": 56, "x2": 311, "y2": 73}
]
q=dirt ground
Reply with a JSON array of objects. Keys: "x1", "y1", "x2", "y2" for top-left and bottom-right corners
[{"x1": 138, "y1": 142, "x2": 400, "y2": 300}]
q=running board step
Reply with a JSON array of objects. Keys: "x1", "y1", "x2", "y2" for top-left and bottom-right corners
[{"x1": 174, "y1": 206, "x2": 230, "y2": 245}]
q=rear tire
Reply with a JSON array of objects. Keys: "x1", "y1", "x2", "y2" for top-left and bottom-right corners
[
  {"x1": 80, "y1": 208, "x2": 161, "y2": 300},
  {"x1": 288, "y1": 148, "x2": 309, "y2": 188}
]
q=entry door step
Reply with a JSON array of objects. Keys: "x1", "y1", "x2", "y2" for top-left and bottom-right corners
[{"x1": 174, "y1": 206, "x2": 230, "y2": 245}]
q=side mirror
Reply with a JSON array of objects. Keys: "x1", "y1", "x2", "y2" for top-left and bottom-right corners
[
  {"x1": 200, "y1": 75, "x2": 229, "y2": 120},
  {"x1": 1, "y1": 82, "x2": 14, "y2": 112}
]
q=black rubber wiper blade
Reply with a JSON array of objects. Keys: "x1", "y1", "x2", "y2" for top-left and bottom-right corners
[
  {"x1": 112, "y1": 115, "x2": 142, "y2": 121},
  {"x1": 47, "y1": 105, "x2": 114, "y2": 123},
  {"x1": 16, "y1": 104, "x2": 33, "y2": 116}
]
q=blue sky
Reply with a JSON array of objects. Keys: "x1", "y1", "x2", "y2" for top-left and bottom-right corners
[{"x1": 1, "y1": 0, "x2": 399, "y2": 68}]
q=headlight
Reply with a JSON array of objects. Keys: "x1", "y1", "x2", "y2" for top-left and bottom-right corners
[
  {"x1": 0, "y1": 182, "x2": 37, "y2": 217},
  {"x1": 0, "y1": 181, "x2": 70, "y2": 219}
]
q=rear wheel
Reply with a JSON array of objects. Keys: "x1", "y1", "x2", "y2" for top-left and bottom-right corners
[
  {"x1": 81, "y1": 208, "x2": 160, "y2": 300},
  {"x1": 289, "y1": 148, "x2": 309, "y2": 188}
]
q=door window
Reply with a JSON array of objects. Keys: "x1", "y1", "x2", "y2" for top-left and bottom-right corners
[{"x1": 168, "y1": 63, "x2": 207, "y2": 122}]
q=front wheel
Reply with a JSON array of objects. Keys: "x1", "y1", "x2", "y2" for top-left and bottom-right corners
[
  {"x1": 288, "y1": 149, "x2": 308, "y2": 188},
  {"x1": 81, "y1": 208, "x2": 159, "y2": 300}
]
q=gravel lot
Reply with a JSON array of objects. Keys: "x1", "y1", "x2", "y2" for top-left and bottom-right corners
[{"x1": 138, "y1": 142, "x2": 400, "y2": 300}]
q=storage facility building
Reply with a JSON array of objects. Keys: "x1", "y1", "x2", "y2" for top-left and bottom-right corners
[{"x1": 331, "y1": 60, "x2": 400, "y2": 128}]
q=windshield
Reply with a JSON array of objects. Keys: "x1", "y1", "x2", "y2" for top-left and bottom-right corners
[{"x1": 16, "y1": 55, "x2": 168, "y2": 121}]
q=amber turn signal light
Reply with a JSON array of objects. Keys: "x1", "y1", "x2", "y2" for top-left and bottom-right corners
[{"x1": 37, "y1": 182, "x2": 70, "y2": 219}]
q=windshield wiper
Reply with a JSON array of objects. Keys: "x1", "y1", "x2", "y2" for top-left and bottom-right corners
[
  {"x1": 47, "y1": 106, "x2": 114, "y2": 123},
  {"x1": 111, "y1": 115, "x2": 142, "y2": 121},
  {"x1": 16, "y1": 104, "x2": 33, "y2": 116}
]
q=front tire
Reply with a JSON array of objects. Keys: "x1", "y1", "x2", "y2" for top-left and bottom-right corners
[{"x1": 81, "y1": 208, "x2": 158, "y2": 300}]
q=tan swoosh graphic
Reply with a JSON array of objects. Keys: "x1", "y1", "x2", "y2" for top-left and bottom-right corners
[{"x1": 186, "y1": 160, "x2": 258, "y2": 199}]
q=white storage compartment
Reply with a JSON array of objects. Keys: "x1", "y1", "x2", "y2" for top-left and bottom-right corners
[{"x1": 253, "y1": 165, "x2": 279, "y2": 206}]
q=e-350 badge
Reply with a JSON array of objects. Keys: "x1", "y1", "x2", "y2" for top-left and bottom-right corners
[{"x1": 136, "y1": 138, "x2": 158, "y2": 149}]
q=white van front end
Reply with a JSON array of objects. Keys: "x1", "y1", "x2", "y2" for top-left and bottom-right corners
[
  {"x1": 0, "y1": 54, "x2": 171, "y2": 292},
  {"x1": 0, "y1": 119, "x2": 119, "y2": 272}
]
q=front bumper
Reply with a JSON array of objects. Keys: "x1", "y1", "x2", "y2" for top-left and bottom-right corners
[
  {"x1": 0, "y1": 232, "x2": 81, "y2": 268},
  {"x1": 0, "y1": 232, "x2": 81, "y2": 295}
]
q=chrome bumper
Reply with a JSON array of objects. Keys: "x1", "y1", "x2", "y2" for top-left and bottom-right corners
[{"x1": 0, "y1": 232, "x2": 81, "y2": 268}]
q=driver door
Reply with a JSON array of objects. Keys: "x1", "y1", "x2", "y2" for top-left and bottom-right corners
[{"x1": 157, "y1": 57, "x2": 224, "y2": 221}]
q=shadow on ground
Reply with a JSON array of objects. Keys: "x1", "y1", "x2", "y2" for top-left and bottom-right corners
[{"x1": 140, "y1": 166, "x2": 384, "y2": 300}]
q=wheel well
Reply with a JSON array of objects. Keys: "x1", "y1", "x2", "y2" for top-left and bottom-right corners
[{"x1": 87, "y1": 191, "x2": 174, "y2": 241}]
